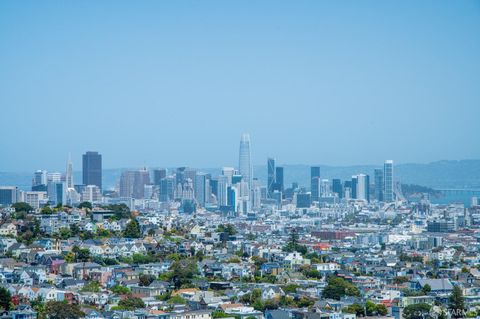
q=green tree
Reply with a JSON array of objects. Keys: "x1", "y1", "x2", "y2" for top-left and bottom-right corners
[
  {"x1": 139, "y1": 274, "x2": 156, "y2": 287},
  {"x1": 422, "y1": 284, "x2": 432, "y2": 295},
  {"x1": 366, "y1": 301, "x2": 377, "y2": 316},
  {"x1": 283, "y1": 284, "x2": 300, "y2": 294},
  {"x1": 322, "y1": 276, "x2": 360, "y2": 300},
  {"x1": 296, "y1": 296, "x2": 315, "y2": 308},
  {"x1": 44, "y1": 301, "x2": 84, "y2": 319},
  {"x1": 110, "y1": 285, "x2": 130, "y2": 295},
  {"x1": 72, "y1": 246, "x2": 91, "y2": 262},
  {"x1": 283, "y1": 229, "x2": 308, "y2": 254},
  {"x1": 78, "y1": 201, "x2": 93, "y2": 210},
  {"x1": 123, "y1": 218, "x2": 142, "y2": 238},
  {"x1": 12, "y1": 202, "x2": 33, "y2": 212},
  {"x1": 376, "y1": 304, "x2": 388, "y2": 316},
  {"x1": 170, "y1": 258, "x2": 199, "y2": 289},
  {"x1": 0, "y1": 287, "x2": 11, "y2": 311},
  {"x1": 344, "y1": 303, "x2": 365, "y2": 316},
  {"x1": 81, "y1": 281, "x2": 100, "y2": 292},
  {"x1": 104, "y1": 204, "x2": 131, "y2": 220},
  {"x1": 41, "y1": 206, "x2": 53, "y2": 214},
  {"x1": 393, "y1": 276, "x2": 410, "y2": 284},
  {"x1": 449, "y1": 285, "x2": 465, "y2": 318},
  {"x1": 117, "y1": 297, "x2": 145, "y2": 310},
  {"x1": 216, "y1": 224, "x2": 237, "y2": 236},
  {"x1": 403, "y1": 303, "x2": 431, "y2": 319}
]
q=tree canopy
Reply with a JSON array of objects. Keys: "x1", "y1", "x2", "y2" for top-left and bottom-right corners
[
  {"x1": 322, "y1": 276, "x2": 360, "y2": 300},
  {"x1": 123, "y1": 218, "x2": 142, "y2": 238}
]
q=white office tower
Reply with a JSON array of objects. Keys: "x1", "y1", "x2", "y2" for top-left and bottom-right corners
[
  {"x1": 239, "y1": 133, "x2": 253, "y2": 189},
  {"x1": 195, "y1": 173, "x2": 210, "y2": 207},
  {"x1": 19, "y1": 191, "x2": 48, "y2": 209},
  {"x1": 320, "y1": 179, "x2": 331, "y2": 197},
  {"x1": 33, "y1": 170, "x2": 47, "y2": 186},
  {"x1": 251, "y1": 178, "x2": 262, "y2": 211},
  {"x1": 65, "y1": 154, "x2": 74, "y2": 189},
  {"x1": 217, "y1": 175, "x2": 228, "y2": 206},
  {"x1": 237, "y1": 180, "x2": 251, "y2": 213},
  {"x1": 47, "y1": 172, "x2": 62, "y2": 183},
  {"x1": 221, "y1": 167, "x2": 235, "y2": 186},
  {"x1": 66, "y1": 188, "x2": 80, "y2": 205},
  {"x1": 82, "y1": 185, "x2": 102, "y2": 202},
  {"x1": 384, "y1": 160, "x2": 394, "y2": 202},
  {"x1": 354, "y1": 174, "x2": 369, "y2": 201}
]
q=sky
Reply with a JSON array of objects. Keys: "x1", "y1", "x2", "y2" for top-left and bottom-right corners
[{"x1": 1, "y1": 1, "x2": 479, "y2": 172}]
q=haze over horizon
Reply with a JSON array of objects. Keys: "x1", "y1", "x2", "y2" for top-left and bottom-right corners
[{"x1": 1, "y1": 1, "x2": 479, "y2": 172}]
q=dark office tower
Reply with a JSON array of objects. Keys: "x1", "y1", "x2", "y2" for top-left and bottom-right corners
[
  {"x1": 374, "y1": 168, "x2": 384, "y2": 201},
  {"x1": 332, "y1": 179, "x2": 343, "y2": 198},
  {"x1": 275, "y1": 167, "x2": 284, "y2": 192},
  {"x1": 0, "y1": 187, "x2": 17, "y2": 206},
  {"x1": 82, "y1": 151, "x2": 102, "y2": 190},
  {"x1": 133, "y1": 168, "x2": 150, "y2": 199},
  {"x1": 351, "y1": 176, "x2": 358, "y2": 199},
  {"x1": 160, "y1": 177, "x2": 175, "y2": 202},
  {"x1": 176, "y1": 167, "x2": 187, "y2": 185},
  {"x1": 311, "y1": 166, "x2": 321, "y2": 202},
  {"x1": 296, "y1": 193, "x2": 311, "y2": 208},
  {"x1": 383, "y1": 160, "x2": 394, "y2": 202},
  {"x1": 267, "y1": 158, "x2": 276, "y2": 198},
  {"x1": 153, "y1": 169, "x2": 167, "y2": 185},
  {"x1": 210, "y1": 179, "x2": 218, "y2": 197}
]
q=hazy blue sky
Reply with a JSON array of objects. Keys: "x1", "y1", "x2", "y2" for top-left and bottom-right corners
[{"x1": 1, "y1": 1, "x2": 479, "y2": 172}]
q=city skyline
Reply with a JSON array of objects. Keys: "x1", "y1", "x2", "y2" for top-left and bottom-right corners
[{"x1": 0, "y1": 3, "x2": 479, "y2": 319}]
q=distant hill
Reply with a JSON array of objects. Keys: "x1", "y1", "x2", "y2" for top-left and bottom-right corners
[{"x1": 1, "y1": 160, "x2": 479, "y2": 191}]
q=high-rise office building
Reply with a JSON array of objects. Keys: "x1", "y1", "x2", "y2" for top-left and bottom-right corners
[
  {"x1": 0, "y1": 187, "x2": 17, "y2": 206},
  {"x1": 195, "y1": 173, "x2": 210, "y2": 207},
  {"x1": 352, "y1": 174, "x2": 370, "y2": 202},
  {"x1": 21, "y1": 191, "x2": 48, "y2": 209},
  {"x1": 82, "y1": 185, "x2": 102, "y2": 202},
  {"x1": 119, "y1": 171, "x2": 136, "y2": 198},
  {"x1": 311, "y1": 166, "x2": 321, "y2": 202},
  {"x1": 119, "y1": 169, "x2": 150, "y2": 199},
  {"x1": 239, "y1": 133, "x2": 252, "y2": 189},
  {"x1": 374, "y1": 168, "x2": 384, "y2": 201},
  {"x1": 153, "y1": 169, "x2": 167, "y2": 185},
  {"x1": 227, "y1": 186, "x2": 237, "y2": 212},
  {"x1": 47, "y1": 172, "x2": 62, "y2": 183},
  {"x1": 332, "y1": 179, "x2": 343, "y2": 198},
  {"x1": 267, "y1": 158, "x2": 276, "y2": 198},
  {"x1": 275, "y1": 167, "x2": 284, "y2": 193},
  {"x1": 221, "y1": 167, "x2": 235, "y2": 186},
  {"x1": 296, "y1": 193, "x2": 311, "y2": 208},
  {"x1": 133, "y1": 168, "x2": 151, "y2": 199},
  {"x1": 160, "y1": 177, "x2": 175, "y2": 202},
  {"x1": 33, "y1": 170, "x2": 47, "y2": 187},
  {"x1": 66, "y1": 154, "x2": 74, "y2": 189},
  {"x1": 384, "y1": 160, "x2": 394, "y2": 202},
  {"x1": 217, "y1": 175, "x2": 229, "y2": 206},
  {"x1": 82, "y1": 151, "x2": 102, "y2": 190},
  {"x1": 48, "y1": 181, "x2": 66, "y2": 206}
]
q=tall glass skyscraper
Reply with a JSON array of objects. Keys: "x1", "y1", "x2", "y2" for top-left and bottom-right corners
[
  {"x1": 82, "y1": 151, "x2": 102, "y2": 190},
  {"x1": 384, "y1": 160, "x2": 394, "y2": 202},
  {"x1": 267, "y1": 157, "x2": 276, "y2": 198},
  {"x1": 311, "y1": 166, "x2": 321, "y2": 201},
  {"x1": 238, "y1": 133, "x2": 252, "y2": 189},
  {"x1": 66, "y1": 154, "x2": 74, "y2": 189},
  {"x1": 374, "y1": 168, "x2": 384, "y2": 201}
]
